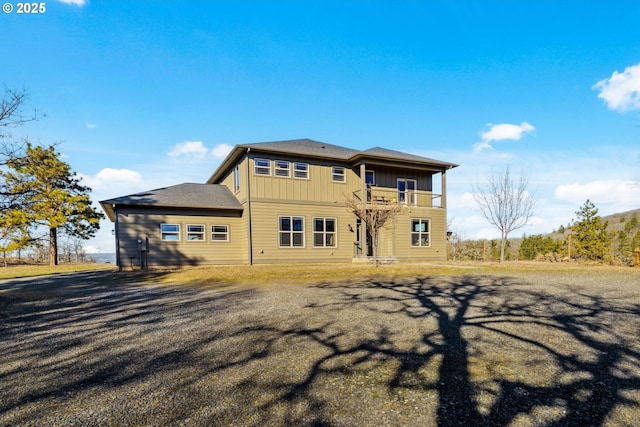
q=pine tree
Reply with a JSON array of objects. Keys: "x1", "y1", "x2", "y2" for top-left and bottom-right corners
[
  {"x1": 571, "y1": 200, "x2": 611, "y2": 261},
  {"x1": 1, "y1": 143, "x2": 103, "y2": 265}
]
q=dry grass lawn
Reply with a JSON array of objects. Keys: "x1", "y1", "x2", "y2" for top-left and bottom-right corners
[{"x1": 1, "y1": 262, "x2": 639, "y2": 426}]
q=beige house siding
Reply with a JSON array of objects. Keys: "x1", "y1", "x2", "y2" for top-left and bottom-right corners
[
  {"x1": 390, "y1": 208, "x2": 448, "y2": 261},
  {"x1": 103, "y1": 139, "x2": 457, "y2": 268},
  {"x1": 116, "y1": 207, "x2": 246, "y2": 267},
  {"x1": 243, "y1": 155, "x2": 449, "y2": 263},
  {"x1": 247, "y1": 155, "x2": 361, "y2": 204},
  {"x1": 248, "y1": 200, "x2": 356, "y2": 264},
  {"x1": 219, "y1": 157, "x2": 249, "y2": 203}
]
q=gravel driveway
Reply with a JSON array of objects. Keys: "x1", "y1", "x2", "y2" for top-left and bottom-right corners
[{"x1": 1, "y1": 269, "x2": 639, "y2": 426}]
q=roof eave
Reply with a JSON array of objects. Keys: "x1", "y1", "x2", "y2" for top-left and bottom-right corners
[
  {"x1": 349, "y1": 153, "x2": 458, "y2": 171},
  {"x1": 99, "y1": 200, "x2": 243, "y2": 223},
  {"x1": 207, "y1": 145, "x2": 249, "y2": 184}
]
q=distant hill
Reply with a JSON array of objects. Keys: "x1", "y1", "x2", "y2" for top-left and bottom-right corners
[{"x1": 547, "y1": 207, "x2": 640, "y2": 240}]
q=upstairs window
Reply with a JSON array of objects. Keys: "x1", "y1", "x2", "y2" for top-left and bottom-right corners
[
  {"x1": 331, "y1": 167, "x2": 346, "y2": 183},
  {"x1": 161, "y1": 224, "x2": 180, "y2": 241},
  {"x1": 398, "y1": 178, "x2": 417, "y2": 206},
  {"x1": 233, "y1": 166, "x2": 240, "y2": 193},
  {"x1": 410, "y1": 219, "x2": 430, "y2": 247},
  {"x1": 293, "y1": 162, "x2": 309, "y2": 179},
  {"x1": 274, "y1": 160, "x2": 291, "y2": 177},
  {"x1": 186, "y1": 224, "x2": 205, "y2": 241},
  {"x1": 255, "y1": 158, "x2": 271, "y2": 175},
  {"x1": 365, "y1": 170, "x2": 375, "y2": 186}
]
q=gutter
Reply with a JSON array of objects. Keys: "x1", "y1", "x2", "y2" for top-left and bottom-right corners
[
  {"x1": 246, "y1": 148, "x2": 253, "y2": 265},
  {"x1": 113, "y1": 204, "x2": 121, "y2": 271}
]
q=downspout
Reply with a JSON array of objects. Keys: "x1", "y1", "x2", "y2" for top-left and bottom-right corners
[
  {"x1": 246, "y1": 149, "x2": 253, "y2": 265},
  {"x1": 441, "y1": 169, "x2": 447, "y2": 209},
  {"x1": 113, "y1": 204, "x2": 121, "y2": 271}
]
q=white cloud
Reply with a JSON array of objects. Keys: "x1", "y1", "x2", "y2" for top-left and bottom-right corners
[
  {"x1": 57, "y1": 0, "x2": 87, "y2": 6},
  {"x1": 554, "y1": 179, "x2": 640, "y2": 213},
  {"x1": 83, "y1": 245, "x2": 106, "y2": 254},
  {"x1": 168, "y1": 141, "x2": 233, "y2": 161},
  {"x1": 211, "y1": 143, "x2": 233, "y2": 159},
  {"x1": 79, "y1": 167, "x2": 142, "y2": 191},
  {"x1": 473, "y1": 122, "x2": 535, "y2": 152},
  {"x1": 168, "y1": 141, "x2": 208, "y2": 159},
  {"x1": 593, "y1": 63, "x2": 640, "y2": 112},
  {"x1": 86, "y1": 122, "x2": 96, "y2": 129}
]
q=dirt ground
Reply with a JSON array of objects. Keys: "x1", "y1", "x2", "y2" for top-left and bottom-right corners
[{"x1": 1, "y1": 268, "x2": 639, "y2": 426}]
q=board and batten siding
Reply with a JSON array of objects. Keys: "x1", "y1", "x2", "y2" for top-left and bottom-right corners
[
  {"x1": 116, "y1": 207, "x2": 247, "y2": 267},
  {"x1": 248, "y1": 156, "x2": 361, "y2": 204}
]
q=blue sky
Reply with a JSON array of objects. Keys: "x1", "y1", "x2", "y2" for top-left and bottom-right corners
[{"x1": 3, "y1": 0, "x2": 640, "y2": 252}]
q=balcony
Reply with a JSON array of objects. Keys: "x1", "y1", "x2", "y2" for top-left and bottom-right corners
[{"x1": 353, "y1": 187, "x2": 443, "y2": 209}]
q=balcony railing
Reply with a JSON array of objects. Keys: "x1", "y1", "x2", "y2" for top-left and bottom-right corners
[{"x1": 353, "y1": 187, "x2": 443, "y2": 208}]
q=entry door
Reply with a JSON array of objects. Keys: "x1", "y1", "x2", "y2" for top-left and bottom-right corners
[{"x1": 356, "y1": 219, "x2": 373, "y2": 257}]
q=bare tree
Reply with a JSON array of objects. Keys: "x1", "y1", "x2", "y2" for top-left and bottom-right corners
[
  {"x1": 346, "y1": 193, "x2": 403, "y2": 267},
  {"x1": 472, "y1": 166, "x2": 537, "y2": 262},
  {"x1": 1, "y1": 86, "x2": 40, "y2": 163}
]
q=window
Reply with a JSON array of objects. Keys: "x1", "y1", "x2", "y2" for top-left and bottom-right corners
[
  {"x1": 279, "y1": 216, "x2": 304, "y2": 247},
  {"x1": 331, "y1": 167, "x2": 346, "y2": 183},
  {"x1": 255, "y1": 158, "x2": 271, "y2": 175},
  {"x1": 186, "y1": 224, "x2": 205, "y2": 241},
  {"x1": 398, "y1": 178, "x2": 417, "y2": 206},
  {"x1": 211, "y1": 225, "x2": 229, "y2": 242},
  {"x1": 234, "y1": 166, "x2": 240, "y2": 193},
  {"x1": 293, "y1": 162, "x2": 309, "y2": 179},
  {"x1": 411, "y1": 219, "x2": 430, "y2": 247},
  {"x1": 274, "y1": 160, "x2": 290, "y2": 177},
  {"x1": 365, "y1": 170, "x2": 375, "y2": 186},
  {"x1": 161, "y1": 224, "x2": 180, "y2": 241},
  {"x1": 313, "y1": 218, "x2": 337, "y2": 247}
]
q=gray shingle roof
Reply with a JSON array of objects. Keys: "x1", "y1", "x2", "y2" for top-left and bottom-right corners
[
  {"x1": 240, "y1": 138, "x2": 359, "y2": 160},
  {"x1": 100, "y1": 183, "x2": 242, "y2": 221},
  {"x1": 357, "y1": 147, "x2": 457, "y2": 168},
  {"x1": 208, "y1": 138, "x2": 457, "y2": 183}
]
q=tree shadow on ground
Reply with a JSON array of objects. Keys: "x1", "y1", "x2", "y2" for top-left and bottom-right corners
[
  {"x1": 292, "y1": 276, "x2": 640, "y2": 426},
  {"x1": 1, "y1": 273, "x2": 639, "y2": 426}
]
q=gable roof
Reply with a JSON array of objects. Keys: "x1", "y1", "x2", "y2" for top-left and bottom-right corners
[
  {"x1": 208, "y1": 138, "x2": 457, "y2": 183},
  {"x1": 99, "y1": 183, "x2": 242, "y2": 221},
  {"x1": 240, "y1": 138, "x2": 359, "y2": 160}
]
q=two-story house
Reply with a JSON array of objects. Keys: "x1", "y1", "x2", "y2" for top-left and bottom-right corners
[{"x1": 100, "y1": 139, "x2": 457, "y2": 268}]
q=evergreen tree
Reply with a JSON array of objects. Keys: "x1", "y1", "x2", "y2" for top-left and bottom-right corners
[
  {"x1": 519, "y1": 234, "x2": 562, "y2": 260},
  {"x1": 0, "y1": 143, "x2": 103, "y2": 265},
  {"x1": 571, "y1": 200, "x2": 611, "y2": 261}
]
